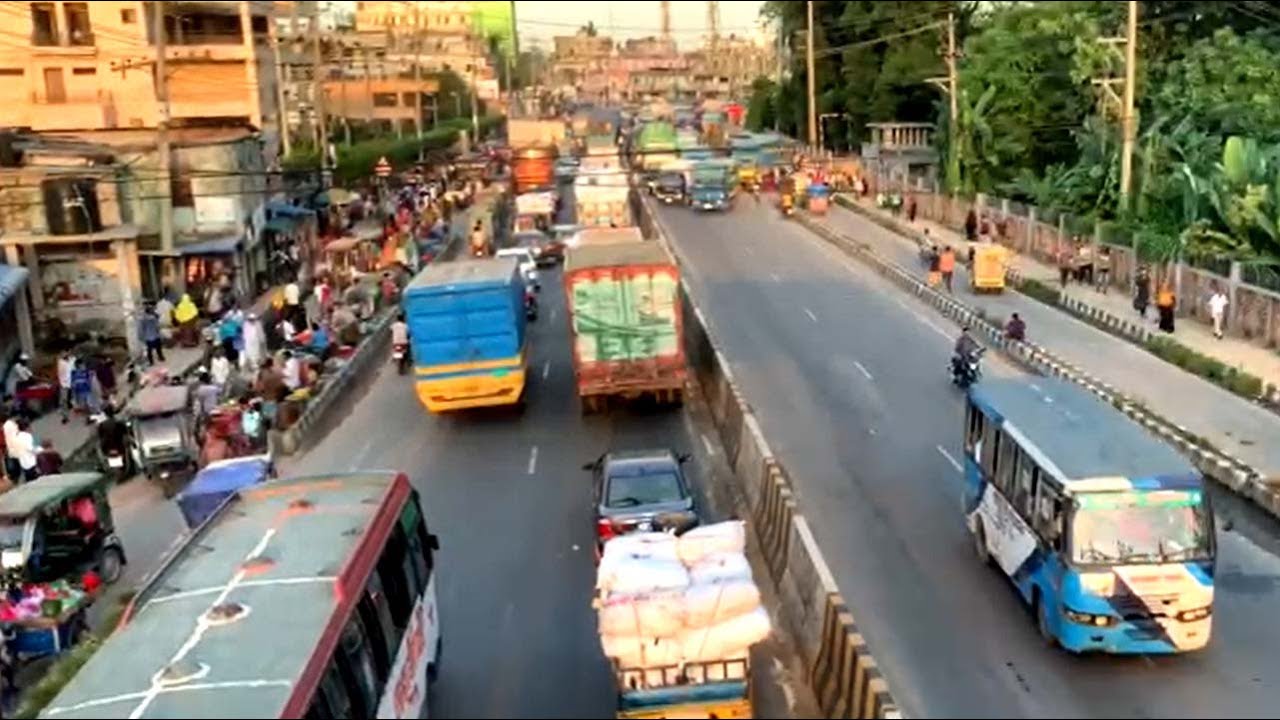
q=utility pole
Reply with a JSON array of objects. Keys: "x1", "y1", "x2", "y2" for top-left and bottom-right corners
[
  {"x1": 660, "y1": 1, "x2": 672, "y2": 42},
  {"x1": 309, "y1": 3, "x2": 330, "y2": 186},
  {"x1": 945, "y1": 11, "x2": 959, "y2": 193},
  {"x1": 270, "y1": 10, "x2": 291, "y2": 157},
  {"x1": 805, "y1": 0, "x2": 816, "y2": 148},
  {"x1": 413, "y1": 1, "x2": 423, "y2": 138},
  {"x1": 153, "y1": 0, "x2": 174, "y2": 254},
  {"x1": 1092, "y1": 1, "x2": 1139, "y2": 213},
  {"x1": 1119, "y1": 0, "x2": 1138, "y2": 211},
  {"x1": 468, "y1": 32, "x2": 479, "y2": 140}
]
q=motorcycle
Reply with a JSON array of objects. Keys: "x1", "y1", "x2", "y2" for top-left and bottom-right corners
[
  {"x1": 525, "y1": 290, "x2": 539, "y2": 321},
  {"x1": 950, "y1": 347, "x2": 985, "y2": 389},
  {"x1": 392, "y1": 343, "x2": 410, "y2": 375}
]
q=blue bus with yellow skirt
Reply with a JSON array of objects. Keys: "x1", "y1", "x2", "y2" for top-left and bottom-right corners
[
  {"x1": 962, "y1": 378, "x2": 1215, "y2": 654},
  {"x1": 403, "y1": 258, "x2": 528, "y2": 412}
]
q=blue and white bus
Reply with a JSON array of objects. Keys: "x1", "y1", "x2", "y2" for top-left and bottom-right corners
[{"x1": 962, "y1": 378, "x2": 1215, "y2": 654}]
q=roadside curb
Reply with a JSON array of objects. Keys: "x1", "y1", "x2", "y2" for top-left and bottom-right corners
[
  {"x1": 642, "y1": 195, "x2": 903, "y2": 719},
  {"x1": 793, "y1": 206, "x2": 1280, "y2": 523}
]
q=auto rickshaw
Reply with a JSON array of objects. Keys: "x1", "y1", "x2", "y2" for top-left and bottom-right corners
[
  {"x1": 0, "y1": 473, "x2": 126, "y2": 585},
  {"x1": 970, "y1": 243, "x2": 1009, "y2": 293},
  {"x1": 127, "y1": 384, "x2": 198, "y2": 496}
]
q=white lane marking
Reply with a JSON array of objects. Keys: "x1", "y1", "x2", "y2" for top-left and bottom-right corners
[
  {"x1": 700, "y1": 433, "x2": 716, "y2": 456},
  {"x1": 803, "y1": 307, "x2": 818, "y2": 323},
  {"x1": 354, "y1": 436, "x2": 377, "y2": 466},
  {"x1": 527, "y1": 445, "x2": 539, "y2": 475},
  {"x1": 770, "y1": 272, "x2": 781, "y2": 283},
  {"x1": 853, "y1": 360, "x2": 874, "y2": 380},
  {"x1": 937, "y1": 445, "x2": 964, "y2": 473},
  {"x1": 549, "y1": 308, "x2": 557, "y2": 321},
  {"x1": 128, "y1": 527, "x2": 277, "y2": 718},
  {"x1": 542, "y1": 360, "x2": 551, "y2": 379}
]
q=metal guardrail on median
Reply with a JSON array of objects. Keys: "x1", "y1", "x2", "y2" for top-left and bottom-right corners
[
  {"x1": 639, "y1": 194, "x2": 902, "y2": 719},
  {"x1": 802, "y1": 199, "x2": 1280, "y2": 523}
]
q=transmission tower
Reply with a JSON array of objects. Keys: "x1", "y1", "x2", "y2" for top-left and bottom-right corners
[
  {"x1": 707, "y1": 1, "x2": 720, "y2": 48},
  {"x1": 660, "y1": 0, "x2": 672, "y2": 41}
]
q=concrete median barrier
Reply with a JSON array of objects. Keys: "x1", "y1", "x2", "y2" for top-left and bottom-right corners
[{"x1": 640, "y1": 194, "x2": 902, "y2": 718}]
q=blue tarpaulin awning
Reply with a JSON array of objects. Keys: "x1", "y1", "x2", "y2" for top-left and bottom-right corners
[
  {"x1": 0, "y1": 263, "x2": 30, "y2": 306},
  {"x1": 263, "y1": 217, "x2": 296, "y2": 233},
  {"x1": 175, "y1": 456, "x2": 272, "y2": 529}
]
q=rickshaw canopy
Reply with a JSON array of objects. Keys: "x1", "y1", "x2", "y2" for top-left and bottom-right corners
[
  {"x1": 0, "y1": 473, "x2": 105, "y2": 520},
  {"x1": 175, "y1": 456, "x2": 273, "y2": 529},
  {"x1": 127, "y1": 385, "x2": 190, "y2": 418}
]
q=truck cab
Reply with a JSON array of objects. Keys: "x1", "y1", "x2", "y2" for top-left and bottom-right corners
[{"x1": 615, "y1": 658, "x2": 752, "y2": 719}]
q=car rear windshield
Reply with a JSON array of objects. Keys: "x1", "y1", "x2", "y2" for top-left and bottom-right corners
[{"x1": 606, "y1": 471, "x2": 685, "y2": 508}]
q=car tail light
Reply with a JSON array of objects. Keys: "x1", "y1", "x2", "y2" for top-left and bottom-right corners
[{"x1": 596, "y1": 518, "x2": 617, "y2": 542}]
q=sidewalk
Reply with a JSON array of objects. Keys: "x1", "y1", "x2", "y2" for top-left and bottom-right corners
[
  {"x1": 816, "y1": 195, "x2": 1280, "y2": 478},
  {"x1": 885, "y1": 203, "x2": 1280, "y2": 392},
  {"x1": 26, "y1": 345, "x2": 207, "y2": 465}
]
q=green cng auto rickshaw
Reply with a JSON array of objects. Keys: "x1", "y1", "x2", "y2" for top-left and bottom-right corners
[{"x1": 0, "y1": 473, "x2": 126, "y2": 585}]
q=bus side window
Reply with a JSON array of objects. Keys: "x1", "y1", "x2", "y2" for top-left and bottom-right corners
[
  {"x1": 995, "y1": 433, "x2": 1018, "y2": 496},
  {"x1": 981, "y1": 421, "x2": 1001, "y2": 479},
  {"x1": 376, "y1": 522, "x2": 415, "y2": 632},
  {"x1": 965, "y1": 403, "x2": 984, "y2": 453},
  {"x1": 306, "y1": 661, "x2": 353, "y2": 720},
  {"x1": 335, "y1": 612, "x2": 382, "y2": 719},
  {"x1": 1035, "y1": 481, "x2": 1064, "y2": 549},
  {"x1": 1014, "y1": 456, "x2": 1038, "y2": 520},
  {"x1": 358, "y1": 569, "x2": 400, "y2": 678}
]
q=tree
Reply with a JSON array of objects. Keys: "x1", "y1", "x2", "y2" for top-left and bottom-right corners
[{"x1": 746, "y1": 78, "x2": 778, "y2": 132}]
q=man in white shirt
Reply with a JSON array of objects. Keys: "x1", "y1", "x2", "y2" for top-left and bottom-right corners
[
  {"x1": 282, "y1": 351, "x2": 302, "y2": 391},
  {"x1": 11, "y1": 418, "x2": 37, "y2": 482},
  {"x1": 284, "y1": 281, "x2": 301, "y2": 308},
  {"x1": 1208, "y1": 288, "x2": 1229, "y2": 339},
  {"x1": 2, "y1": 410, "x2": 20, "y2": 481},
  {"x1": 210, "y1": 350, "x2": 233, "y2": 388},
  {"x1": 57, "y1": 351, "x2": 75, "y2": 423}
]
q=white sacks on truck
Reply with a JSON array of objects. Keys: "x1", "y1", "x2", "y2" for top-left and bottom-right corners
[{"x1": 596, "y1": 521, "x2": 770, "y2": 669}]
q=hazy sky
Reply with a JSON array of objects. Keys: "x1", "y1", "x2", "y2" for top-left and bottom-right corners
[{"x1": 514, "y1": 1, "x2": 768, "y2": 48}]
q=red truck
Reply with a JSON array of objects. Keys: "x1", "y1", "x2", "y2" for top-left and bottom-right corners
[
  {"x1": 511, "y1": 146, "x2": 556, "y2": 194},
  {"x1": 564, "y1": 242, "x2": 686, "y2": 413}
]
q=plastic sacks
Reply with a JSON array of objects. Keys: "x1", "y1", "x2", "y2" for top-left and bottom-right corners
[
  {"x1": 676, "y1": 520, "x2": 746, "y2": 566},
  {"x1": 596, "y1": 521, "x2": 770, "y2": 669}
]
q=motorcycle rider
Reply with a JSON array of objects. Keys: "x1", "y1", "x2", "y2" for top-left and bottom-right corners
[
  {"x1": 96, "y1": 404, "x2": 131, "y2": 476},
  {"x1": 391, "y1": 312, "x2": 410, "y2": 372},
  {"x1": 952, "y1": 327, "x2": 981, "y2": 381}
]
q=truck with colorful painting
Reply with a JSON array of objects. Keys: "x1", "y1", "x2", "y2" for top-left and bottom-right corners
[{"x1": 564, "y1": 242, "x2": 685, "y2": 413}]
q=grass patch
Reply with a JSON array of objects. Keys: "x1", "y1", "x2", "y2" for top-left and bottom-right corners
[
  {"x1": 1017, "y1": 277, "x2": 1062, "y2": 306},
  {"x1": 1146, "y1": 336, "x2": 1265, "y2": 401}
]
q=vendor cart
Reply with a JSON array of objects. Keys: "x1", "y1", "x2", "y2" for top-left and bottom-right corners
[{"x1": 3, "y1": 588, "x2": 91, "y2": 662}]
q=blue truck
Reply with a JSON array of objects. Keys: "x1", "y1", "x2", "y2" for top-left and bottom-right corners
[
  {"x1": 688, "y1": 159, "x2": 737, "y2": 211},
  {"x1": 403, "y1": 258, "x2": 528, "y2": 412}
]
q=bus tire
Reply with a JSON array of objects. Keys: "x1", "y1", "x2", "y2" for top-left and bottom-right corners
[
  {"x1": 972, "y1": 519, "x2": 991, "y2": 566},
  {"x1": 1034, "y1": 590, "x2": 1057, "y2": 647}
]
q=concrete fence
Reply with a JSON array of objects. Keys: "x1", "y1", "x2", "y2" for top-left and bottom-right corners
[{"x1": 642, "y1": 194, "x2": 902, "y2": 719}]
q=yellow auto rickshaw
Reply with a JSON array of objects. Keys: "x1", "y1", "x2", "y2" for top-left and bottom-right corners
[{"x1": 970, "y1": 243, "x2": 1008, "y2": 293}]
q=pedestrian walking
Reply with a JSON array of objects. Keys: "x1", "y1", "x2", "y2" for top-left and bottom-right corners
[
  {"x1": 57, "y1": 350, "x2": 74, "y2": 423},
  {"x1": 1133, "y1": 266, "x2": 1151, "y2": 319},
  {"x1": 70, "y1": 358, "x2": 97, "y2": 420},
  {"x1": 210, "y1": 349, "x2": 233, "y2": 390},
  {"x1": 964, "y1": 209, "x2": 978, "y2": 242},
  {"x1": 907, "y1": 196, "x2": 918, "y2": 224},
  {"x1": 939, "y1": 245, "x2": 957, "y2": 294},
  {"x1": 241, "y1": 312, "x2": 267, "y2": 373},
  {"x1": 12, "y1": 419, "x2": 37, "y2": 483},
  {"x1": 1095, "y1": 246, "x2": 1112, "y2": 293},
  {"x1": 92, "y1": 354, "x2": 118, "y2": 409},
  {"x1": 1157, "y1": 283, "x2": 1177, "y2": 333},
  {"x1": 1208, "y1": 286, "x2": 1229, "y2": 339},
  {"x1": 138, "y1": 304, "x2": 164, "y2": 364},
  {"x1": 218, "y1": 309, "x2": 242, "y2": 367},
  {"x1": 2, "y1": 407, "x2": 19, "y2": 483},
  {"x1": 1057, "y1": 245, "x2": 1075, "y2": 288}
]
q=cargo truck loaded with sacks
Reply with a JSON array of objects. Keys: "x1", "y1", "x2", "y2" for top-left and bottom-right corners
[
  {"x1": 564, "y1": 242, "x2": 686, "y2": 412},
  {"x1": 595, "y1": 522, "x2": 766, "y2": 718}
]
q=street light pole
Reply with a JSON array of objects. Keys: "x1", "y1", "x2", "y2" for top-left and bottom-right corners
[
  {"x1": 805, "y1": 0, "x2": 817, "y2": 148},
  {"x1": 1119, "y1": 0, "x2": 1138, "y2": 211}
]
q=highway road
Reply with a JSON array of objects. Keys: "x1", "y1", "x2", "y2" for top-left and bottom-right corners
[
  {"x1": 281, "y1": 267, "x2": 800, "y2": 718},
  {"x1": 654, "y1": 196, "x2": 1280, "y2": 718}
]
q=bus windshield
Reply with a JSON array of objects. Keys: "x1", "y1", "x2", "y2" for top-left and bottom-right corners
[{"x1": 1071, "y1": 491, "x2": 1212, "y2": 565}]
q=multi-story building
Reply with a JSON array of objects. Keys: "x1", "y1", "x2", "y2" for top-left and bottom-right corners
[
  {"x1": 551, "y1": 28, "x2": 614, "y2": 102},
  {"x1": 0, "y1": 1, "x2": 287, "y2": 355}
]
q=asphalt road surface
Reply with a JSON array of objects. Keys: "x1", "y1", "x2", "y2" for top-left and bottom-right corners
[
  {"x1": 281, "y1": 268, "x2": 800, "y2": 718},
  {"x1": 653, "y1": 196, "x2": 1280, "y2": 719}
]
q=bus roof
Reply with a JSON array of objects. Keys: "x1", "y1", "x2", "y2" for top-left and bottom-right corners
[
  {"x1": 968, "y1": 378, "x2": 1198, "y2": 492},
  {"x1": 45, "y1": 473, "x2": 412, "y2": 719}
]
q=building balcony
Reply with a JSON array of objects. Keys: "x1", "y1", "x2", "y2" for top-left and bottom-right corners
[{"x1": 30, "y1": 31, "x2": 97, "y2": 56}]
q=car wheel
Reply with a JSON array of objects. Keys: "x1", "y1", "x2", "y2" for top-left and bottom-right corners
[{"x1": 98, "y1": 546, "x2": 125, "y2": 584}]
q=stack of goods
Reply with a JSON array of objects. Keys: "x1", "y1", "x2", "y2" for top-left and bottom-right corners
[
  {"x1": 0, "y1": 579, "x2": 89, "y2": 623},
  {"x1": 595, "y1": 521, "x2": 770, "y2": 681}
]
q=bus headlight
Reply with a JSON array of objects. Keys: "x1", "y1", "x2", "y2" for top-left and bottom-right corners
[
  {"x1": 1064, "y1": 608, "x2": 1116, "y2": 627},
  {"x1": 1078, "y1": 572, "x2": 1115, "y2": 596},
  {"x1": 1177, "y1": 607, "x2": 1212, "y2": 622}
]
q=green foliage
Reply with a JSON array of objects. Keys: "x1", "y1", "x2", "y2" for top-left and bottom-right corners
[
  {"x1": 746, "y1": 78, "x2": 778, "y2": 132},
  {"x1": 1017, "y1": 277, "x2": 1062, "y2": 305},
  {"x1": 1145, "y1": 336, "x2": 1265, "y2": 400},
  {"x1": 282, "y1": 117, "x2": 498, "y2": 186}
]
